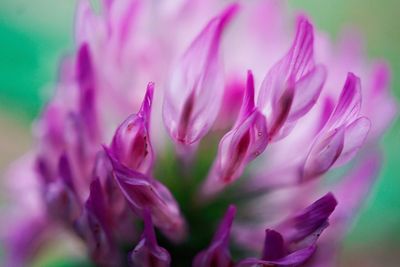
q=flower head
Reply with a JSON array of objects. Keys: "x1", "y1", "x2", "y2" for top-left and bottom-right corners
[{"x1": 1, "y1": 0, "x2": 396, "y2": 266}]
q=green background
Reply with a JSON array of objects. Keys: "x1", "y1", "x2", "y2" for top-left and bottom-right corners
[{"x1": 0, "y1": 0, "x2": 399, "y2": 266}]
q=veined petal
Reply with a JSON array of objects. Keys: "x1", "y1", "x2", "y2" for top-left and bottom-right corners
[
  {"x1": 129, "y1": 209, "x2": 171, "y2": 267},
  {"x1": 105, "y1": 148, "x2": 186, "y2": 241},
  {"x1": 281, "y1": 193, "x2": 337, "y2": 243},
  {"x1": 163, "y1": 4, "x2": 239, "y2": 146},
  {"x1": 257, "y1": 16, "x2": 318, "y2": 141},
  {"x1": 287, "y1": 65, "x2": 327, "y2": 122},
  {"x1": 202, "y1": 72, "x2": 268, "y2": 196},
  {"x1": 110, "y1": 83, "x2": 155, "y2": 174},
  {"x1": 302, "y1": 127, "x2": 345, "y2": 181},
  {"x1": 257, "y1": 16, "x2": 314, "y2": 113},
  {"x1": 327, "y1": 72, "x2": 361, "y2": 129},
  {"x1": 193, "y1": 205, "x2": 236, "y2": 267},
  {"x1": 333, "y1": 116, "x2": 370, "y2": 167},
  {"x1": 261, "y1": 229, "x2": 286, "y2": 261}
]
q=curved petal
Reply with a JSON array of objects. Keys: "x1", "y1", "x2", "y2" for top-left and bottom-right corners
[
  {"x1": 334, "y1": 116, "x2": 370, "y2": 167},
  {"x1": 129, "y1": 209, "x2": 171, "y2": 267},
  {"x1": 327, "y1": 72, "x2": 361, "y2": 129},
  {"x1": 302, "y1": 127, "x2": 345, "y2": 181},
  {"x1": 163, "y1": 4, "x2": 239, "y2": 146},
  {"x1": 287, "y1": 65, "x2": 327, "y2": 122},
  {"x1": 105, "y1": 148, "x2": 186, "y2": 241},
  {"x1": 193, "y1": 205, "x2": 236, "y2": 267},
  {"x1": 110, "y1": 83, "x2": 155, "y2": 174}
]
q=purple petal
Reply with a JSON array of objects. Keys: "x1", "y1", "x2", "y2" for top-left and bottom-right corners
[
  {"x1": 110, "y1": 83, "x2": 155, "y2": 174},
  {"x1": 78, "y1": 178, "x2": 120, "y2": 265},
  {"x1": 236, "y1": 245, "x2": 316, "y2": 267},
  {"x1": 193, "y1": 205, "x2": 236, "y2": 267},
  {"x1": 105, "y1": 148, "x2": 186, "y2": 241},
  {"x1": 129, "y1": 209, "x2": 171, "y2": 267},
  {"x1": 163, "y1": 4, "x2": 239, "y2": 146},
  {"x1": 262, "y1": 229, "x2": 286, "y2": 261},
  {"x1": 280, "y1": 193, "x2": 337, "y2": 244},
  {"x1": 44, "y1": 154, "x2": 81, "y2": 224}
]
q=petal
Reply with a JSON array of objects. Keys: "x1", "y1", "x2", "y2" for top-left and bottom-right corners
[
  {"x1": 105, "y1": 148, "x2": 186, "y2": 241},
  {"x1": 45, "y1": 154, "x2": 81, "y2": 223},
  {"x1": 257, "y1": 17, "x2": 317, "y2": 141},
  {"x1": 279, "y1": 193, "x2": 337, "y2": 244},
  {"x1": 77, "y1": 178, "x2": 120, "y2": 265},
  {"x1": 201, "y1": 72, "x2": 268, "y2": 197},
  {"x1": 110, "y1": 83, "x2": 155, "y2": 174},
  {"x1": 129, "y1": 209, "x2": 171, "y2": 267},
  {"x1": 327, "y1": 72, "x2": 361, "y2": 129},
  {"x1": 193, "y1": 205, "x2": 236, "y2": 267},
  {"x1": 302, "y1": 127, "x2": 345, "y2": 181},
  {"x1": 257, "y1": 16, "x2": 314, "y2": 116},
  {"x1": 163, "y1": 4, "x2": 239, "y2": 145},
  {"x1": 76, "y1": 43, "x2": 99, "y2": 141},
  {"x1": 262, "y1": 229, "x2": 286, "y2": 261},
  {"x1": 287, "y1": 65, "x2": 327, "y2": 122},
  {"x1": 333, "y1": 116, "x2": 370, "y2": 167},
  {"x1": 236, "y1": 245, "x2": 316, "y2": 267}
]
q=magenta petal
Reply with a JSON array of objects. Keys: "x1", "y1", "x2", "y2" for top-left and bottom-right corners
[
  {"x1": 163, "y1": 4, "x2": 239, "y2": 146},
  {"x1": 76, "y1": 43, "x2": 99, "y2": 141},
  {"x1": 105, "y1": 148, "x2": 186, "y2": 241},
  {"x1": 129, "y1": 209, "x2": 171, "y2": 267},
  {"x1": 78, "y1": 178, "x2": 120, "y2": 265},
  {"x1": 287, "y1": 65, "x2": 327, "y2": 122},
  {"x1": 257, "y1": 16, "x2": 317, "y2": 141},
  {"x1": 110, "y1": 83, "x2": 155, "y2": 174},
  {"x1": 45, "y1": 154, "x2": 81, "y2": 223},
  {"x1": 328, "y1": 72, "x2": 361, "y2": 129},
  {"x1": 334, "y1": 116, "x2": 371, "y2": 167},
  {"x1": 202, "y1": 72, "x2": 268, "y2": 196},
  {"x1": 193, "y1": 205, "x2": 236, "y2": 267},
  {"x1": 257, "y1": 16, "x2": 314, "y2": 111},
  {"x1": 302, "y1": 127, "x2": 345, "y2": 181}
]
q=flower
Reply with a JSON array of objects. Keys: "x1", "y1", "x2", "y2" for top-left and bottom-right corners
[{"x1": 1, "y1": 0, "x2": 397, "y2": 267}]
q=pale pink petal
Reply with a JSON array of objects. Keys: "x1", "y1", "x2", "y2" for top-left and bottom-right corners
[
  {"x1": 333, "y1": 116, "x2": 370, "y2": 167},
  {"x1": 163, "y1": 4, "x2": 239, "y2": 146}
]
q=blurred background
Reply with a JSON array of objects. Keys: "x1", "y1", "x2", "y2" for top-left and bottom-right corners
[{"x1": 0, "y1": 0, "x2": 399, "y2": 266}]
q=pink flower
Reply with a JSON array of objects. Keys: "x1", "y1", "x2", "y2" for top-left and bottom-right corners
[{"x1": 2, "y1": 0, "x2": 396, "y2": 266}]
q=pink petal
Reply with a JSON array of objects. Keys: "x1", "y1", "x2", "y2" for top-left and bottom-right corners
[
  {"x1": 302, "y1": 127, "x2": 345, "y2": 181},
  {"x1": 333, "y1": 116, "x2": 370, "y2": 167},
  {"x1": 163, "y1": 4, "x2": 239, "y2": 146},
  {"x1": 327, "y1": 72, "x2": 361, "y2": 129},
  {"x1": 287, "y1": 65, "x2": 327, "y2": 122},
  {"x1": 257, "y1": 16, "x2": 314, "y2": 114},
  {"x1": 110, "y1": 83, "x2": 155, "y2": 174},
  {"x1": 202, "y1": 72, "x2": 268, "y2": 196}
]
